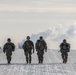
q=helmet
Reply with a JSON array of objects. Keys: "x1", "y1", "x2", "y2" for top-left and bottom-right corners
[
  {"x1": 7, "y1": 38, "x2": 11, "y2": 41},
  {"x1": 26, "y1": 36, "x2": 30, "y2": 39},
  {"x1": 63, "y1": 39, "x2": 66, "y2": 42},
  {"x1": 40, "y1": 36, "x2": 43, "y2": 40}
]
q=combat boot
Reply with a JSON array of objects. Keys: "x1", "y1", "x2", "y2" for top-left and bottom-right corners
[{"x1": 8, "y1": 61, "x2": 10, "y2": 64}]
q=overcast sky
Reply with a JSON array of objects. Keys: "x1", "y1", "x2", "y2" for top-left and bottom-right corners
[{"x1": 0, "y1": 0, "x2": 76, "y2": 48}]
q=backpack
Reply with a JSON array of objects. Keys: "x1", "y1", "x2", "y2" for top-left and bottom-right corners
[
  {"x1": 37, "y1": 40, "x2": 45, "y2": 50},
  {"x1": 60, "y1": 43, "x2": 70, "y2": 52},
  {"x1": 5, "y1": 43, "x2": 14, "y2": 52},
  {"x1": 25, "y1": 41, "x2": 33, "y2": 50}
]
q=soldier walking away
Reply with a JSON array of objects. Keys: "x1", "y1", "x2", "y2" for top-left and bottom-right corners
[
  {"x1": 35, "y1": 36, "x2": 47, "y2": 64},
  {"x1": 3, "y1": 38, "x2": 15, "y2": 64},
  {"x1": 60, "y1": 39, "x2": 70, "y2": 64},
  {"x1": 23, "y1": 36, "x2": 34, "y2": 64}
]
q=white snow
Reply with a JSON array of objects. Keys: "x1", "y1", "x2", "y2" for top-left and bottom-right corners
[{"x1": 0, "y1": 49, "x2": 76, "y2": 75}]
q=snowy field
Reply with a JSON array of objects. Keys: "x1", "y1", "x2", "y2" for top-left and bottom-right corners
[{"x1": 0, "y1": 49, "x2": 76, "y2": 75}]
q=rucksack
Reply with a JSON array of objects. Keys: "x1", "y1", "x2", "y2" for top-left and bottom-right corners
[
  {"x1": 25, "y1": 41, "x2": 32, "y2": 50},
  {"x1": 60, "y1": 43, "x2": 70, "y2": 52},
  {"x1": 5, "y1": 43, "x2": 13, "y2": 52},
  {"x1": 62, "y1": 44, "x2": 67, "y2": 50},
  {"x1": 37, "y1": 40, "x2": 45, "y2": 50}
]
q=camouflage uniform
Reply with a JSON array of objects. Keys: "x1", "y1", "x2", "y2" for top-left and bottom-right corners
[
  {"x1": 36, "y1": 38, "x2": 47, "y2": 64},
  {"x1": 23, "y1": 40, "x2": 34, "y2": 64},
  {"x1": 60, "y1": 39, "x2": 70, "y2": 64},
  {"x1": 3, "y1": 39, "x2": 15, "y2": 64}
]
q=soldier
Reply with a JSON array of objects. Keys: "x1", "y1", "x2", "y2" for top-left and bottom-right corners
[
  {"x1": 35, "y1": 36, "x2": 47, "y2": 64},
  {"x1": 3, "y1": 38, "x2": 15, "y2": 64},
  {"x1": 23, "y1": 36, "x2": 34, "y2": 64},
  {"x1": 60, "y1": 39, "x2": 70, "y2": 64}
]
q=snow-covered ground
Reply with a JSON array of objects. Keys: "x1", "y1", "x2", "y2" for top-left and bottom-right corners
[{"x1": 0, "y1": 49, "x2": 76, "y2": 75}]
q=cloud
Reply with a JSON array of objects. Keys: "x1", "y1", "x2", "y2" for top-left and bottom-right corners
[
  {"x1": 0, "y1": 0, "x2": 76, "y2": 4},
  {"x1": 0, "y1": 4, "x2": 76, "y2": 13},
  {"x1": 67, "y1": 25, "x2": 76, "y2": 36},
  {"x1": 19, "y1": 24, "x2": 76, "y2": 49},
  {"x1": 30, "y1": 24, "x2": 76, "y2": 42},
  {"x1": 17, "y1": 23, "x2": 76, "y2": 49}
]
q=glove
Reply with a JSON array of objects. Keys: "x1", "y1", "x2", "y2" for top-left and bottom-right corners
[{"x1": 3, "y1": 51, "x2": 5, "y2": 53}]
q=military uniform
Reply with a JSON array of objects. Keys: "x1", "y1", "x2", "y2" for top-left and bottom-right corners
[
  {"x1": 3, "y1": 41, "x2": 15, "y2": 64},
  {"x1": 36, "y1": 39, "x2": 47, "y2": 64},
  {"x1": 23, "y1": 40, "x2": 34, "y2": 64},
  {"x1": 60, "y1": 40, "x2": 70, "y2": 64}
]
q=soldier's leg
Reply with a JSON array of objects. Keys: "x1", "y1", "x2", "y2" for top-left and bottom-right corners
[
  {"x1": 40, "y1": 52, "x2": 44, "y2": 64},
  {"x1": 39, "y1": 54, "x2": 43, "y2": 64},
  {"x1": 41, "y1": 51, "x2": 44, "y2": 63},
  {"x1": 29, "y1": 53, "x2": 32, "y2": 64},
  {"x1": 7, "y1": 56, "x2": 11, "y2": 64},
  {"x1": 6, "y1": 53, "x2": 12, "y2": 64},
  {"x1": 65, "y1": 53, "x2": 68, "y2": 63},
  {"x1": 41, "y1": 55, "x2": 43, "y2": 63},
  {"x1": 39, "y1": 55, "x2": 42, "y2": 63},
  {"x1": 37, "y1": 52, "x2": 40, "y2": 63},
  {"x1": 38, "y1": 56, "x2": 41, "y2": 63},
  {"x1": 25, "y1": 51, "x2": 28, "y2": 63},
  {"x1": 38, "y1": 54, "x2": 40, "y2": 63},
  {"x1": 61, "y1": 53, "x2": 65, "y2": 63}
]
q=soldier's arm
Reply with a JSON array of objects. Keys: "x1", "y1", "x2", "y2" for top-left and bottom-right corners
[
  {"x1": 12, "y1": 43, "x2": 15, "y2": 51},
  {"x1": 59, "y1": 43, "x2": 63, "y2": 52},
  {"x1": 31, "y1": 41, "x2": 34, "y2": 53},
  {"x1": 44, "y1": 40, "x2": 47, "y2": 52},
  {"x1": 67, "y1": 43, "x2": 70, "y2": 52},
  {"x1": 68, "y1": 44, "x2": 70, "y2": 48},
  {"x1": 3, "y1": 44, "x2": 7, "y2": 53},
  {"x1": 22, "y1": 42, "x2": 26, "y2": 50},
  {"x1": 60, "y1": 43, "x2": 62, "y2": 48},
  {"x1": 35, "y1": 41, "x2": 38, "y2": 51}
]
